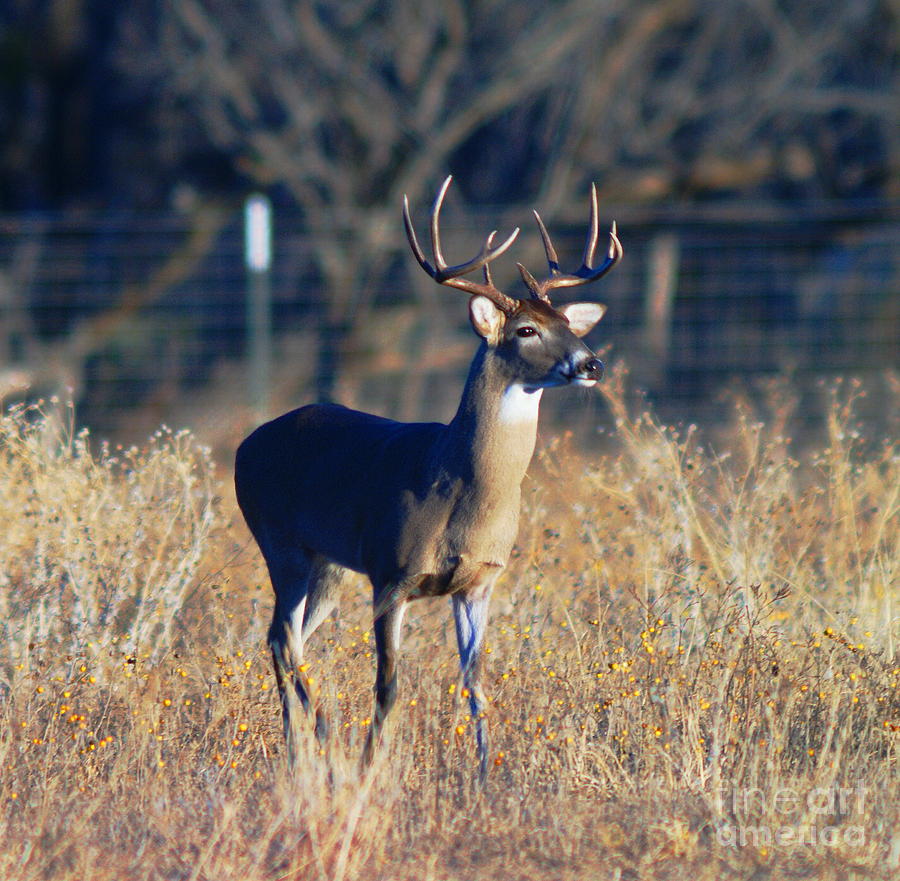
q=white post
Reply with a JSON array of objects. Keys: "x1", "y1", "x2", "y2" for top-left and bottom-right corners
[{"x1": 244, "y1": 194, "x2": 273, "y2": 418}]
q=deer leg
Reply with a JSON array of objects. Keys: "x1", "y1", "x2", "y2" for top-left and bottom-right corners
[
  {"x1": 265, "y1": 547, "x2": 320, "y2": 763},
  {"x1": 297, "y1": 556, "x2": 344, "y2": 741},
  {"x1": 361, "y1": 598, "x2": 407, "y2": 768},
  {"x1": 269, "y1": 608, "x2": 308, "y2": 764},
  {"x1": 453, "y1": 585, "x2": 494, "y2": 780}
]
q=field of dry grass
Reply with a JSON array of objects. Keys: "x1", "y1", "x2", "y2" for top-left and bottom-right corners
[{"x1": 0, "y1": 371, "x2": 897, "y2": 881}]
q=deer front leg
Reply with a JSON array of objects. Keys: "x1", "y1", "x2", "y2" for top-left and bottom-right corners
[
  {"x1": 452, "y1": 584, "x2": 494, "y2": 780},
  {"x1": 361, "y1": 597, "x2": 408, "y2": 768}
]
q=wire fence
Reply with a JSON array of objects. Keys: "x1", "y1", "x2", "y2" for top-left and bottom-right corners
[{"x1": 0, "y1": 200, "x2": 897, "y2": 449}]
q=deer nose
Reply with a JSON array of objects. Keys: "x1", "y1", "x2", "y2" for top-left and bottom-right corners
[{"x1": 582, "y1": 357, "x2": 604, "y2": 380}]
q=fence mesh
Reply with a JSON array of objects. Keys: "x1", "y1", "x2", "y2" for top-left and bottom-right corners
[{"x1": 0, "y1": 201, "x2": 897, "y2": 449}]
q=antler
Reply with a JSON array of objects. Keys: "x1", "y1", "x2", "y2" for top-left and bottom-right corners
[
  {"x1": 403, "y1": 176, "x2": 520, "y2": 313},
  {"x1": 517, "y1": 183, "x2": 622, "y2": 303}
]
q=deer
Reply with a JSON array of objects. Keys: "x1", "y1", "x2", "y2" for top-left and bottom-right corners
[{"x1": 234, "y1": 176, "x2": 621, "y2": 776}]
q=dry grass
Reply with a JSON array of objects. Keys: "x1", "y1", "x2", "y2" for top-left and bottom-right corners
[{"x1": 0, "y1": 372, "x2": 897, "y2": 881}]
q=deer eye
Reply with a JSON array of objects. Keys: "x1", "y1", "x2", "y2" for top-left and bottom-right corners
[{"x1": 516, "y1": 326, "x2": 538, "y2": 338}]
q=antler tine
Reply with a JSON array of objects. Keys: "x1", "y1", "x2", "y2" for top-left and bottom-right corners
[
  {"x1": 521, "y1": 209, "x2": 558, "y2": 303},
  {"x1": 483, "y1": 231, "x2": 496, "y2": 287},
  {"x1": 519, "y1": 183, "x2": 622, "y2": 300},
  {"x1": 403, "y1": 194, "x2": 433, "y2": 276},
  {"x1": 581, "y1": 182, "x2": 601, "y2": 273},
  {"x1": 429, "y1": 175, "x2": 454, "y2": 272},
  {"x1": 403, "y1": 176, "x2": 520, "y2": 311},
  {"x1": 436, "y1": 226, "x2": 520, "y2": 285}
]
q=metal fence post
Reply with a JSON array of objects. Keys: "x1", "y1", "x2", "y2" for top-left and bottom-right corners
[
  {"x1": 643, "y1": 232, "x2": 680, "y2": 387},
  {"x1": 244, "y1": 194, "x2": 273, "y2": 419}
]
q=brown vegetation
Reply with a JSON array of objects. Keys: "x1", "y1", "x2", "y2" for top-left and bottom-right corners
[{"x1": 0, "y1": 372, "x2": 897, "y2": 880}]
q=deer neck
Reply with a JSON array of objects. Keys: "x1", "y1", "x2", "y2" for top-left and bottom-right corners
[{"x1": 441, "y1": 344, "x2": 543, "y2": 489}]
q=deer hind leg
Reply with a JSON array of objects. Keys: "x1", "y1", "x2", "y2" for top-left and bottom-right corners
[
  {"x1": 296, "y1": 556, "x2": 343, "y2": 741},
  {"x1": 266, "y1": 548, "x2": 342, "y2": 761},
  {"x1": 452, "y1": 580, "x2": 496, "y2": 781}
]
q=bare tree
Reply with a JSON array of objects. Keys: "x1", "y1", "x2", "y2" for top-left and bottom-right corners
[
  {"x1": 124, "y1": 0, "x2": 640, "y2": 397},
  {"x1": 115, "y1": 0, "x2": 898, "y2": 396},
  {"x1": 2, "y1": 0, "x2": 894, "y2": 430}
]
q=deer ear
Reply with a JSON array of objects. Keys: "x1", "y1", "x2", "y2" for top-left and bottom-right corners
[
  {"x1": 469, "y1": 295, "x2": 506, "y2": 343},
  {"x1": 560, "y1": 302, "x2": 606, "y2": 338}
]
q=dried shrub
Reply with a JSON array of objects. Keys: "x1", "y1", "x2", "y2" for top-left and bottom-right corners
[{"x1": 0, "y1": 400, "x2": 218, "y2": 675}]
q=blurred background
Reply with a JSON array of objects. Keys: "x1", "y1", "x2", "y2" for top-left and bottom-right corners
[{"x1": 0, "y1": 0, "x2": 897, "y2": 453}]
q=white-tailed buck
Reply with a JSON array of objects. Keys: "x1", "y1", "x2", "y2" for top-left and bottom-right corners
[{"x1": 235, "y1": 177, "x2": 621, "y2": 775}]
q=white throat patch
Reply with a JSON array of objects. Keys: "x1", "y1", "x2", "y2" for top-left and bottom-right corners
[{"x1": 498, "y1": 383, "x2": 544, "y2": 425}]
